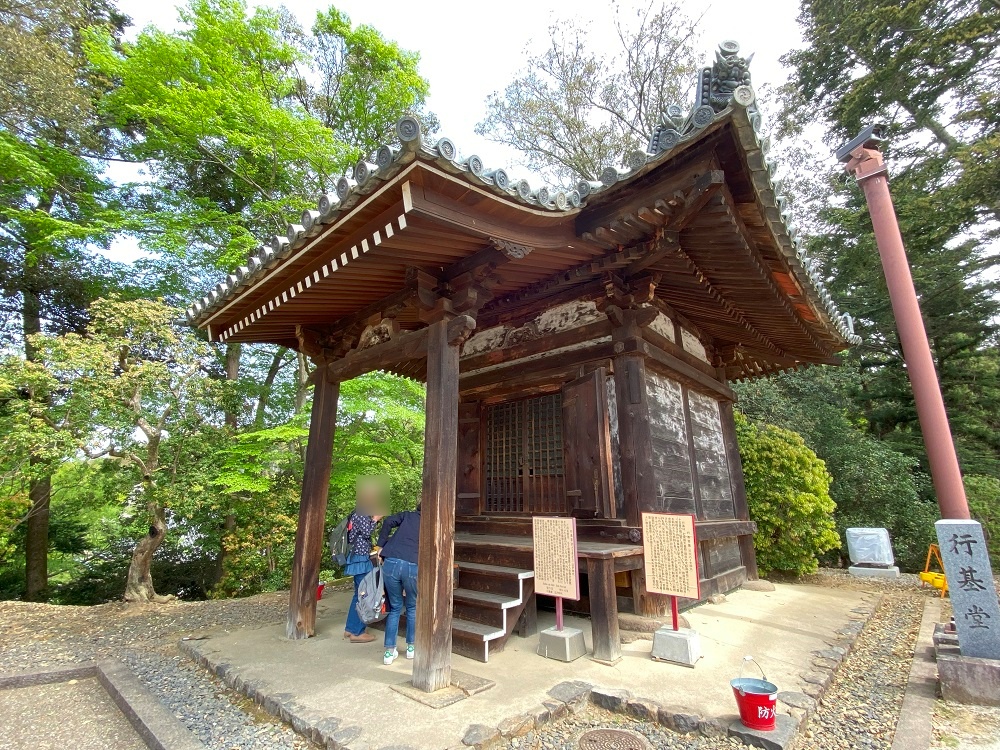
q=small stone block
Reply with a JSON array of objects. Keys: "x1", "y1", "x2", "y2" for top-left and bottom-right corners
[
  {"x1": 848, "y1": 565, "x2": 900, "y2": 578},
  {"x1": 777, "y1": 691, "x2": 816, "y2": 712},
  {"x1": 526, "y1": 704, "x2": 550, "y2": 728},
  {"x1": 497, "y1": 715, "x2": 532, "y2": 738},
  {"x1": 625, "y1": 697, "x2": 660, "y2": 722},
  {"x1": 591, "y1": 687, "x2": 632, "y2": 712},
  {"x1": 728, "y1": 715, "x2": 798, "y2": 750},
  {"x1": 651, "y1": 626, "x2": 702, "y2": 667},
  {"x1": 537, "y1": 627, "x2": 587, "y2": 662},
  {"x1": 742, "y1": 580, "x2": 776, "y2": 592},
  {"x1": 698, "y1": 718, "x2": 729, "y2": 737},
  {"x1": 658, "y1": 707, "x2": 700, "y2": 733},
  {"x1": 546, "y1": 680, "x2": 592, "y2": 708},
  {"x1": 462, "y1": 724, "x2": 500, "y2": 748}
]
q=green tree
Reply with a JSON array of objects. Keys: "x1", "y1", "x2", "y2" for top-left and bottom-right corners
[
  {"x1": 0, "y1": 0, "x2": 129, "y2": 600},
  {"x1": 965, "y1": 474, "x2": 1000, "y2": 568},
  {"x1": 776, "y1": 0, "x2": 1000, "y2": 479},
  {"x1": 18, "y1": 297, "x2": 225, "y2": 601},
  {"x1": 734, "y1": 412, "x2": 840, "y2": 576},
  {"x1": 477, "y1": 1, "x2": 700, "y2": 184}
]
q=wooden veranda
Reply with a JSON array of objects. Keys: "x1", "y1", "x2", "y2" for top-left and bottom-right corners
[{"x1": 188, "y1": 41, "x2": 858, "y2": 692}]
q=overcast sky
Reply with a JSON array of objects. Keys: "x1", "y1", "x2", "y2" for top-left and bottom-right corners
[{"x1": 108, "y1": 0, "x2": 806, "y2": 262}]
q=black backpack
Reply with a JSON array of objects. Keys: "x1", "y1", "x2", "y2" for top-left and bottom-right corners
[{"x1": 329, "y1": 515, "x2": 353, "y2": 567}]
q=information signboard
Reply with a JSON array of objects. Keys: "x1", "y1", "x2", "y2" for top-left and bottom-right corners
[
  {"x1": 533, "y1": 517, "x2": 580, "y2": 600},
  {"x1": 642, "y1": 512, "x2": 700, "y2": 600}
]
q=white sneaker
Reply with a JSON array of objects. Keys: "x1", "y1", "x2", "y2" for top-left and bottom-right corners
[
  {"x1": 406, "y1": 644, "x2": 415, "y2": 660},
  {"x1": 383, "y1": 648, "x2": 398, "y2": 665}
]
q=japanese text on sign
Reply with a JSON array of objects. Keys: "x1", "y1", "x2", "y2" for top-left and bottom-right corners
[
  {"x1": 642, "y1": 512, "x2": 700, "y2": 600},
  {"x1": 533, "y1": 517, "x2": 580, "y2": 600},
  {"x1": 934, "y1": 519, "x2": 1000, "y2": 660}
]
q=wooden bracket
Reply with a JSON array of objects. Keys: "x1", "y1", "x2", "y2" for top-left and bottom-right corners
[{"x1": 447, "y1": 314, "x2": 477, "y2": 346}]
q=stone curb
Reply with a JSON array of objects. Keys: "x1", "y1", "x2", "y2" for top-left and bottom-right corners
[{"x1": 0, "y1": 659, "x2": 206, "y2": 750}]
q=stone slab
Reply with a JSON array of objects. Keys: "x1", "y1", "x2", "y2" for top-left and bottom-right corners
[
  {"x1": 450, "y1": 670, "x2": 495, "y2": 697},
  {"x1": 176, "y1": 583, "x2": 870, "y2": 749},
  {"x1": 848, "y1": 565, "x2": 900, "y2": 579},
  {"x1": 728, "y1": 715, "x2": 798, "y2": 750},
  {"x1": 389, "y1": 681, "x2": 468, "y2": 709},
  {"x1": 537, "y1": 627, "x2": 587, "y2": 662},
  {"x1": 935, "y1": 519, "x2": 1000, "y2": 659},
  {"x1": 936, "y1": 644, "x2": 1000, "y2": 707},
  {"x1": 651, "y1": 627, "x2": 702, "y2": 667}
]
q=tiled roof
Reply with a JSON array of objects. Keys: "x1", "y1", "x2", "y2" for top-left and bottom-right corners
[{"x1": 186, "y1": 40, "x2": 859, "y2": 348}]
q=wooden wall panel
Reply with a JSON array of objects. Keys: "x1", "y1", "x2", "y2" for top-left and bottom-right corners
[
  {"x1": 645, "y1": 372, "x2": 696, "y2": 515},
  {"x1": 562, "y1": 368, "x2": 615, "y2": 518},
  {"x1": 456, "y1": 401, "x2": 482, "y2": 516},
  {"x1": 686, "y1": 390, "x2": 737, "y2": 521},
  {"x1": 605, "y1": 375, "x2": 626, "y2": 518}
]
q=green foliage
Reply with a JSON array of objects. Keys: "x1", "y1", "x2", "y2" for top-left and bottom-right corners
[
  {"x1": 734, "y1": 412, "x2": 840, "y2": 576},
  {"x1": 965, "y1": 475, "x2": 1000, "y2": 568},
  {"x1": 89, "y1": 0, "x2": 430, "y2": 280},
  {"x1": 776, "y1": 0, "x2": 1000, "y2": 481},
  {"x1": 209, "y1": 371, "x2": 424, "y2": 596},
  {"x1": 734, "y1": 367, "x2": 938, "y2": 571}
]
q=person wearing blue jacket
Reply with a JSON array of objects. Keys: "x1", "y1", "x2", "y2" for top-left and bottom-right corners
[{"x1": 376, "y1": 505, "x2": 420, "y2": 665}]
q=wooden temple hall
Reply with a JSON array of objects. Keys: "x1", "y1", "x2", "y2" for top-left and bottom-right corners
[{"x1": 187, "y1": 42, "x2": 859, "y2": 692}]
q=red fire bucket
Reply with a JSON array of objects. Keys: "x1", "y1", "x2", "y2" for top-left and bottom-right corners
[
  {"x1": 316, "y1": 582, "x2": 326, "y2": 600},
  {"x1": 731, "y1": 656, "x2": 778, "y2": 731}
]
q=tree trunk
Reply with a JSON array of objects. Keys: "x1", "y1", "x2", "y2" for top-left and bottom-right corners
[
  {"x1": 224, "y1": 342, "x2": 241, "y2": 429},
  {"x1": 253, "y1": 347, "x2": 287, "y2": 427},
  {"x1": 22, "y1": 287, "x2": 50, "y2": 602},
  {"x1": 24, "y1": 470, "x2": 50, "y2": 601},
  {"x1": 295, "y1": 352, "x2": 311, "y2": 413},
  {"x1": 124, "y1": 498, "x2": 174, "y2": 603}
]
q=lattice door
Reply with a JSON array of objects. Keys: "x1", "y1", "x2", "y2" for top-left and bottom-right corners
[{"x1": 484, "y1": 394, "x2": 565, "y2": 514}]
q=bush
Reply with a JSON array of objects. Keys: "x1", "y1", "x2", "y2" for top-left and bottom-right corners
[
  {"x1": 735, "y1": 413, "x2": 841, "y2": 576},
  {"x1": 966, "y1": 474, "x2": 1000, "y2": 568}
]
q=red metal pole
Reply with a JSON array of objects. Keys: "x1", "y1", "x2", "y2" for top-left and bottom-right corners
[
  {"x1": 671, "y1": 595, "x2": 679, "y2": 631},
  {"x1": 555, "y1": 596, "x2": 564, "y2": 631},
  {"x1": 843, "y1": 145, "x2": 970, "y2": 520}
]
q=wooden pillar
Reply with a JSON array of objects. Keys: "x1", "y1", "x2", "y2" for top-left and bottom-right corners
[
  {"x1": 587, "y1": 557, "x2": 622, "y2": 663},
  {"x1": 614, "y1": 352, "x2": 670, "y2": 617},
  {"x1": 412, "y1": 315, "x2": 464, "y2": 692},
  {"x1": 286, "y1": 368, "x2": 339, "y2": 640}
]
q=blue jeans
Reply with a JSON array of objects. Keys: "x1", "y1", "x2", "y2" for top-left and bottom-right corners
[
  {"x1": 382, "y1": 558, "x2": 418, "y2": 648},
  {"x1": 345, "y1": 572, "x2": 368, "y2": 636}
]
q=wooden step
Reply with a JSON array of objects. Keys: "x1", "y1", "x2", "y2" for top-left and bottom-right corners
[
  {"x1": 453, "y1": 588, "x2": 521, "y2": 609},
  {"x1": 451, "y1": 617, "x2": 506, "y2": 662},
  {"x1": 457, "y1": 561, "x2": 534, "y2": 579}
]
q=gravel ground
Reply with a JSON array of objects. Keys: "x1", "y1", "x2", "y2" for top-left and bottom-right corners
[
  {"x1": 932, "y1": 701, "x2": 1000, "y2": 749},
  {"x1": 0, "y1": 593, "x2": 318, "y2": 750},
  {"x1": 798, "y1": 592, "x2": 924, "y2": 750}
]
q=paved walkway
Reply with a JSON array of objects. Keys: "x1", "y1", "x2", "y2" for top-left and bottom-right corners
[{"x1": 183, "y1": 583, "x2": 871, "y2": 749}]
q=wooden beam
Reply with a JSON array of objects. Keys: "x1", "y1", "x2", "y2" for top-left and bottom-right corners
[
  {"x1": 286, "y1": 369, "x2": 339, "y2": 640},
  {"x1": 620, "y1": 338, "x2": 734, "y2": 401},
  {"x1": 412, "y1": 316, "x2": 461, "y2": 693},
  {"x1": 587, "y1": 557, "x2": 622, "y2": 664}
]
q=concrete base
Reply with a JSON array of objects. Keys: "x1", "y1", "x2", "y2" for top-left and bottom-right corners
[
  {"x1": 651, "y1": 627, "x2": 702, "y2": 667},
  {"x1": 848, "y1": 565, "x2": 900, "y2": 579},
  {"x1": 537, "y1": 627, "x2": 588, "y2": 662},
  {"x1": 936, "y1": 643, "x2": 1000, "y2": 706}
]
